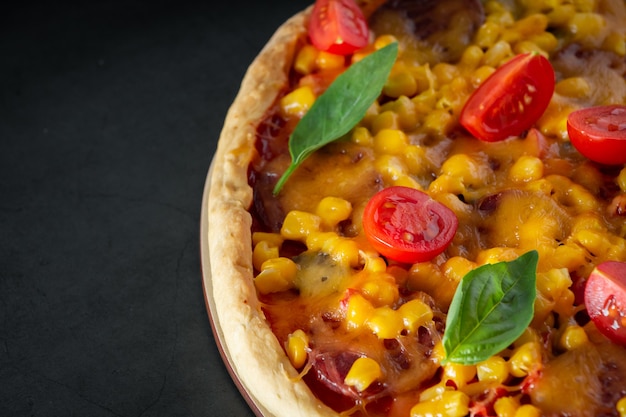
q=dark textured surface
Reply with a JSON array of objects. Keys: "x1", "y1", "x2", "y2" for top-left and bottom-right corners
[{"x1": 0, "y1": 1, "x2": 309, "y2": 416}]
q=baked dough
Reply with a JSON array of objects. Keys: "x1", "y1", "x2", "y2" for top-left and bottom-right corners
[{"x1": 207, "y1": 6, "x2": 337, "y2": 417}]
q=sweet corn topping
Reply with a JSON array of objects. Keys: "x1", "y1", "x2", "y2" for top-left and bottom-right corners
[
  {"x1": 617, "y1": 396, "x2": 626, "y2": 417},
  {"x1": 254, "y1": 257, "x2": 298, "y2": 294},
  {"x1": 279, "y1": 85, "x2": 316, "y2": 118},
  {"x1": 286, "y1": 329, "x2": 309, "y2": 369},
  {"x1": 411, "y1": 389, "x2": 470, "y2": 417},
  {"x1": 315, "y1": 196, "x2": 353, "y2": 228},
  {"x1": 344, "y1": 357, "x2": 382, "y2": 392},
  {"x1": 247, "y1": 0, "x2": 626, "y2": 415},
  {"x1": 508, "y1": 342, "x2": 542, "y2": 378},
  {"x1": 476, "y1": 356, "x2": 509, "y2": 384}
]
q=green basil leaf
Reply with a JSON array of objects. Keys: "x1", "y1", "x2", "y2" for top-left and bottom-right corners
[
  {"x1": 273, "y1": 42, "x2": 398, "y2": 195},
  {"x1": 442, "y1": 250, "x2": 538, "y2": 365}
]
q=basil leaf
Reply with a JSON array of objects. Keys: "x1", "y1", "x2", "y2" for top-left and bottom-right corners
[
  {"x1": 442, "y1": 250, "x2": 538, "y2": 365},
  {"x1": 273, "y1": 42, "x2": 398, "y2": 195}
]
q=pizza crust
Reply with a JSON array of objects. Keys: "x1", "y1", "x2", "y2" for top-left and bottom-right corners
[{"x1": 207, "y1": 6, "x2": 338, "y2": 417}]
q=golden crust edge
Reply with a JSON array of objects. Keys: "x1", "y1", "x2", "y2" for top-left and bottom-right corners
[{"x1": 207, "y1": 7, "x2": 338, "y2": 417}]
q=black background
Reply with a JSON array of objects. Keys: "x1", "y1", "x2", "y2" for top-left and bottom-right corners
[{"x1": 1, "y1": 1, "x2": 310, "y2": 416}]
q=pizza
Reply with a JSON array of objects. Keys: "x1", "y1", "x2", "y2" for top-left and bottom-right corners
[{"x1": 205, "y1": 0, "x2": 626, "y2": 416}]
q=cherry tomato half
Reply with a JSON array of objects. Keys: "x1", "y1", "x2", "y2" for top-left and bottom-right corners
[
  {"x1": 459, "y1": 52, "x2": 555, "y2": 142},
  {"x1": 362, "y1": 186, "x2": 458, "y2": 264},
  {"x1": 308, "y1": 0, "x2": 369, "y2": 56},
  {"x1": 584, "y1": 261, "x2": 626, "y2": 346},
  {"x1": 567, "y1": 105, "x2": 626, "y2": 165}
]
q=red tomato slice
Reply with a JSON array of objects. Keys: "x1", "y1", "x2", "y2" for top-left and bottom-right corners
[
  {"x1": 584, "y1": 261, "x2": 626, "y2": 346},
  {"x1": 308, "y1": 0, "x2": 369, "y2": 56},
  {"x1": 567, "y1": 105, "x2": 626, "y2": 165},
  {"x1": 459, "y1": 52, "x2": 555, "y2": 142},
  {"x1": 362, "y1": 186, "x2": 458, "y2": 263}
]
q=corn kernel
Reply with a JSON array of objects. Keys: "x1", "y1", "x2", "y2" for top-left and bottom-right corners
[
  {"x1": 509, "y1": 155, "x2": 544, "y2": 183},
  {"x1": 603, "y1": 31, "x2": 626, "y2": 56},
  {"x1": 471, "y1": 65, "x2": 497, "y2": 88},
  {"x1": 419, "y1": 382, "x2": 447, "y2": 402},
  {"x1": 252, "y1": 232, "x2": 284, "y2": 248},
  {"x1": 477, "y1": 356, "x2": 509, "y2": 384},
  {"x1": 508, "y1": 341, "x2": 542, "y2": 378},
  {"x1": 344, "y1": 357, "x2": 382, "y2": 392},
  {"x1": 441, "y1": 153, "x2": 494, "y2": 189},
  {"x1": 574, "y1": 0, "x2": 597, "y2": 13},
  {"x1": 255, "y1": 257, "x2": 298, "y2": 294},
  {"x1": 529, "y1": 32, "x2": 559, "y2": 53},
  {"x1": 361, "y1": 273, "x2": 399, "y2": 307},
  {"x1": 617, "y1": 167, "x2": 626, "y2": 192},
  {"x1": 305, "y1": 231, "x2": 339, "y2": 252},
  {"x1": 382, "y1": 95, "x2": 419, "y2": 131},
  {"x1": 428, "y1": 174, "x2": 465, "y2": 197},
  {"x1": 431, "y1": 341, "x2": 446, "y2": 362},
  {"x1": 422, "y1": 108, "x2": 454, "y2": 137},
  {"x1": 316, "y1": 50, "x2": 345, "y2": 70},
  {"x1": 411, "y1": 390, "x2": 470, "y2": 417},
  {"x1": 573, "y1": 229, "x2": 612, "y2": 258},
  {"x1": 483, "y1": 0, "x2": 505, "y2": 14},
  {"x1": 536, "y1": 268, "x2": 572, "y2": 299},
  {"x1": 494, "y1": 395, "x2": 519, "y2": 417},
  {"x1": 558, "y1": 324, "x2": 589, "y2": 351},
  {"x1": 351, "y1": 126, "x2": 374, "y2": 146},
  {"x1": 384, "y1": 69, "x2": 418, "y2": 98},
  {"x1": 316, "y1": 196, "x2": 352, "y2": 228},
  {"x1": 375, "y1": 154, "x2": 409, "y2": 183},
  {"x1": 408, "y1": 262, "x2": 457, "y2": 308},
  {"x1": 548, "y1": 174, "x2": 600, "y2": 213},
  {"x1": 374, "y1": 34, "x2": 399, "y2": 50},
  {"x1": 374, "y1": 129, "x2": 409, "y2": 155},
  {"x1": 412, "y1": 89, "x2": 438, "y2": 113},
  {"x1": 279, "y1": 86, "x2": 316, "y2": 118},
  {"x1": 398, "y1": 299, "x2": 433, "y2": 333},
  {"x1": 293, "y1": 44, "x2": 318, "y2": 75},
  {"x1": 555, "y1": 77, "x2": 591, "y2": 99},
  {"x1": 323, "y1": 236, "x2": 360, "y2": 268},
  {"x1": 547, "y1": 4, "x2": 576, "y2": 26},
  {"x1": 443, "y1": 362, "x2": 477, "y2": 389},
  {"x1": 487, "y1": 9, "x2": 514, "y2": 27},
  {"x1": 433, "y1": 63, "x2": 460, "y2": 85},
  {"x1": 286, "y1": 329, "x2": 309, "y2": 369},
  {"x1": 475, "y1": 21, "x2": 502, "y2": 49},
  {"x1": 436, "y1": 81, "x2": 468, "y2": 113},
  {"x1": 367, "y1": 306, "x2": 404, "y2": 339},
  {"x1": 404, "y1": 145, "x2": 431, "y2": 177},
  {"x1": 443, "y1": 256, "x2": 476, "y2": 283},
  {"x1": 411, "y1": 64, "x2": 436, "y2": 93},
  {"x1": 617, "y1": 396, "x2": 626, "y2": 417},
  {"x1": 371, "y1": 110, "x2": 400, "y2": 134},
  {"x1": 393, "y1": 174, "x2": 422, "y2": 189},
  {"x1": 253, "y1": 240, "x2": 280, "y2": 271},
  {"x1": 568, "y1": 13, "x2": 606, "y2": 47},
  {"x1": 459, "y1": 45, "x2": 484, "y2": 70},
  {"x1": 483, "y1": 40, "x2": 513, "y2": 68},
  {"x1": 512, "y1": 40, "x2": 546, "y2": 56},
  {"x1": 514, "y1": 13, "x2": 549, "y2": 37},
  {"x1": 281, "y1": 210, "x2": 322, "y2": 241},
  {"x1": 476, "y1": 247, "x2": 521, "y2": 265},
  {"x1": 346, "y1": 293, "x2": 375, "y2": 329},
  {"x1": 363, "y1": 255, "x2": 387, "y2": 273},
  {"x1": 515, "y1": 404, "x2": 541, "y2": 417}
]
